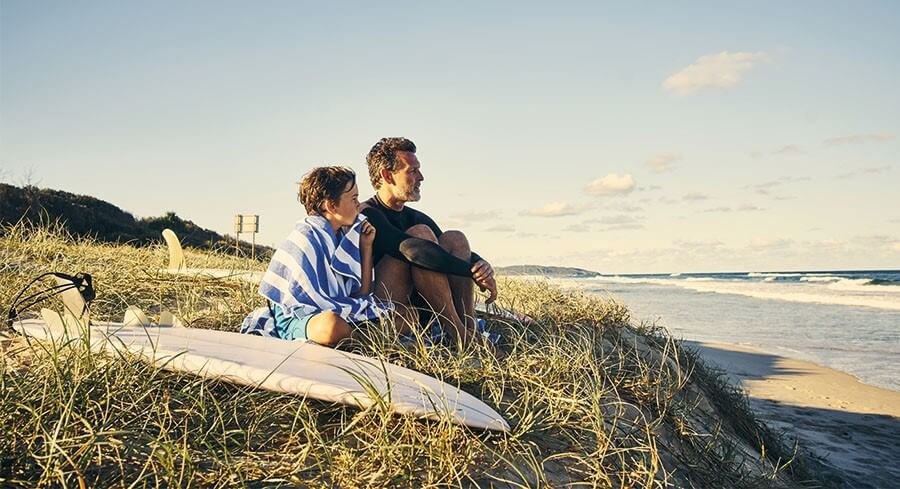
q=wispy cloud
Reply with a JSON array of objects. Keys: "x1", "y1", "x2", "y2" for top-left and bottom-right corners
[
  {"x1": 663, "y1": 51, "x2": 769, "y2": 96},
  {"x1": 563, "y1": 224, "x2": 592, "y2": 233},
  {"x1": 749, "y1": 237, "x2": 793, "y2": 250},
  {"x1": 586, "y1": 214, "x2": 643, "y2": 225},
  {"x1": 745, "y1": 176, "x2": 810, "y2": 196},
  {"x1": 484, "y1": 224, "x2": 515, "y2": 233},
  {"x1": 703, "y1": 203, "x2": 763, "y2": 213},
  {"x1": 675, "y1": 239, "x2": 724, "y2": 249},
  {"x1": 605, "y1": 224, "x2": 645, "y2": 231},
  {"x1": 682, "y1": 193, "x2": 709, "y2": 202},
  {"x1": 824, "y1": 133, "x2": 894, "y2": 146},
  {"x1": 584, "y1": 174, "x2": 636, "y2": 196},
  {"x1": 646, "y1": 153, "x2": 681, "y2": 172},
  {"x1": 837, "y1": 165, "x2": 892, "y2": 179},
  {"x1": 520, "y1": 201, "x2": 588, "y2": 217},
  {"x1": 450, "y1": 210, "x2": 501, "y2": 222},
  {"x1": 772, "y1": 144, "x2": 802, "y2": 155}
]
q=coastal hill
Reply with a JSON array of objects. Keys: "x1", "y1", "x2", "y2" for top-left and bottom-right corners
[
  {"x1": 497, "y1": 264, "x2": 601, "y2": 277},
  {"x1": 1, "y1": 221, "x2": 830, "y2": 487},
  {"x1": 0, "y1": 183, "x2": 272, "y2": 259}
]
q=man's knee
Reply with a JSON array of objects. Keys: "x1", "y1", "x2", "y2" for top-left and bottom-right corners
[
  {"x1": 438, "y1": 230, "x2": 470, "y2": 256},
  {"x1": 407, "y1": 224, "x2": 437, "y2": 242}
]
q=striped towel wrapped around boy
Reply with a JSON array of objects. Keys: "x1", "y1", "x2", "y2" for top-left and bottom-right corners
[{"x1": 241, "y1": 214, "x2": 393, "y2": 338}]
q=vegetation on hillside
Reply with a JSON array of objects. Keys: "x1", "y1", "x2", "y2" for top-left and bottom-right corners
[
  {"x1": 0, "y1": 183, "x2": 272, "y2": 259},
  {"x1": 0, "y1": 222, "x2": 824, "y2": 488}
]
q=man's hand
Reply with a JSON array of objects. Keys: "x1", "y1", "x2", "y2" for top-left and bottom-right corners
[
  {"x1": 472, "y1": 260, "x2": 497, "y2": 304},
  {"x1": 359, "y1": 220, "x2": 376, "y2": 249},
  {"x1": 475, "y1": 276, "x2": 498, "y2": 304},
  {"x1": 471, "y1": 260, "x2": 494, "y2": 282}
]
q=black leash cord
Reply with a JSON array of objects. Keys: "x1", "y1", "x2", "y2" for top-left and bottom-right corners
[{"x1": 5, "y1": 272, "x2": 95, "y2": 331}]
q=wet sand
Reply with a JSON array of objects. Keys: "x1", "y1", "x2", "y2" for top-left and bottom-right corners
[{"x1": 688, "y1": 341, "x2": 900, "y2": 489}]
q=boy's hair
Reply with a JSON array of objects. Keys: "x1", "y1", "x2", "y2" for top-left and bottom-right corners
[
  {"x1": 298, "y1": 166, "x2": 356, "y2": 215},
  {"x1": 366, "y1": 137, "x2": 416, "y2": 189}
]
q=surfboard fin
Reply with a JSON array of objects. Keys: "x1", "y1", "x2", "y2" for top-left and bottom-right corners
[
  {"x1": 40, "y1": 308, "x2": 64, "y2": 330},
  {"x1": 162, "y1": 229, "x2": 186, "y2": 271},
  {"x1": 54, "y1": 275, "x2": 90, "y2": 332},
  {"x1": 123, "y1": 306, "x2": 151, "y2": 327},
  {"x1": 157, "y1": 310, "x2": 185, "y2": 328}
]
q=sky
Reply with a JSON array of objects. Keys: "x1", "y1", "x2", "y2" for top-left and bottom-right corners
[{"x1": 2, "y1": 1, "x2": 899, "y2": 274}]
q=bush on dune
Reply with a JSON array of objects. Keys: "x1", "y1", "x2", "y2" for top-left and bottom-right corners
[{"x1": 0, "y1": 222, "x2": 822, "y2": 488}]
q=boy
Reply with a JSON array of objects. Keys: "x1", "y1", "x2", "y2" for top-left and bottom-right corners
[{"x1": 241, "y1": 166, "x2": 392, "y2": 346}]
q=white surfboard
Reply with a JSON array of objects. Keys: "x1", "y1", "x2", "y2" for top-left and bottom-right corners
[
  {"x1": 160, "y1": 229, "x2": 265, "y2": 283},
  {"x1": 15, "y1": 310, "x2": 509, "y2": 432}
]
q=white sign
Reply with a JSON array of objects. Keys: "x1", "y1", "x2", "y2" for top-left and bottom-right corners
[{"x1": 234, "y1": 214, "x2": 259, "y2": 234}]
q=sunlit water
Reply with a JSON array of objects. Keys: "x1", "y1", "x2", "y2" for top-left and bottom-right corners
[{"x1": 555, "y1": 270, "x2": 900, "y2": 392}]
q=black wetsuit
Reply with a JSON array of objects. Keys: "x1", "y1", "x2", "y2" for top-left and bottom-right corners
[{"x1": 360, "y1": 196, "x2": 483, "y2": 277}]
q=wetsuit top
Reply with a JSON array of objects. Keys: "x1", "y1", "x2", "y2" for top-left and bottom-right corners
[{"x1": 360, "y1": 195, "x2": 483, "y2": 278}]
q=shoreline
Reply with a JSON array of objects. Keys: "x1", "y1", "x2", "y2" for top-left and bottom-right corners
[{"x1": 688, "y1": 341, "x2": 900, "y2": 489}]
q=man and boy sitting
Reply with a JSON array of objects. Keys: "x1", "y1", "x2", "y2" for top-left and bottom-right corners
[{"x1": 242, "y1": 137, "x2": 498, "y2": 351}]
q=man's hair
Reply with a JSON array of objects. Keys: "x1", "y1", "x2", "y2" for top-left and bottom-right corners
[
  {"x1": 366, "y1": 137, "x2": 416, "y2": 189},
  {"x1": 298, "y1": 166, "x2": 356, "y2": 215}
]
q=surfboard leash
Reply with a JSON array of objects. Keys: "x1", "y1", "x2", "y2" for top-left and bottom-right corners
[{"x1": 5, "y1": 272, "x2": 95, "y2": 332}]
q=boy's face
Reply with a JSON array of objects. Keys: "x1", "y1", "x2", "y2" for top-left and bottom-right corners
[{"x1": 327, "y1": 181, "x2": 360, "y2": 227}]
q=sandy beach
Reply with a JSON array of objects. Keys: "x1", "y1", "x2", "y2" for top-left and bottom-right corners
[{"x1": 689, "y1": 341, "x2": 900, "y2": 489}]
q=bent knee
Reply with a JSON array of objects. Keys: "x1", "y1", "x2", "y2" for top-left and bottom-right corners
[
  {"x1": 308, "y1": 312, "x2": 351, "y2": 345},
  {"x1": 407, "y1": 224, "x2": 437, "y2": 241},
  {"x1": 438, "y1": 230, "x2": 470, "y2": 254}
]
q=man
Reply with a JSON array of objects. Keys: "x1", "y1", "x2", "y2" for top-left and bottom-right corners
[{"x1": 360, "y1": 137, "x2": 498, "y2": 348}]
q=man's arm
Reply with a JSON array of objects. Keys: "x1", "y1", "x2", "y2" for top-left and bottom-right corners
[{"x1": 362, "y1": 207, "x2": 475, "y2": 277}]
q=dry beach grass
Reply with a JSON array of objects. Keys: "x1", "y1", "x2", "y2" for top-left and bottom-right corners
[{"x1": 1, "y1": 222, "x2": 827, "y2": 488}]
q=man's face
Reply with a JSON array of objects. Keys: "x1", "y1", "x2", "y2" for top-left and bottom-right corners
[{"x1": 388, "y1": 151, "x2": 424, "y2": 202}]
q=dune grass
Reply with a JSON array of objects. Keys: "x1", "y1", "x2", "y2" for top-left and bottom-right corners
[{"x1": 0, "y1": 222, "x2": 825, "y2": 488}]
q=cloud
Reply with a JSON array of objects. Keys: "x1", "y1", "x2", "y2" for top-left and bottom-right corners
[
  {"x1": 682, "y1": 193, "x2": 709, "y2": 201},
  {"x1": 772, "y1": 145, "x2": 802, "y2": 155},
  {"x1": 563, "y1": 224, "x2": 592, "y2": 233},
  {"x1": 824, "y1": 133, "x2": 894, "y2": 146},
  {"x1": 584, "y1": 173, "x2": 636, "y2": 196},
  {"x1": 605, "y1": 224, "x2": 645, "y2": 231},
  {"x1": 587, "y1": 214, "x2": 643, "y2": 225},
  {"x1": 749, "y1": 238, "x2": 793, "y2": 250},
  {"x1": 608, "y1": 203, "x2": 644, "y2": 213},
  {"x1": 636, "y1": 185, "x2": 663, "y2": 192},
  {"x1": 450, "y1": 210, "x2": 501, "y2": 222},
  {"x1": 646, "y1": 153, "x2": 681, "y2": 172},
  {"x1": 675, "y1": 239, "x2": 724, "y2": 249},
  {"x1": 837, "y1": 165, "x2": 892, "y2": 179},
  {"x1": 892, "y1": 242, "x2": 900, "y2": 252},
  {"x1": 663, "y1": 51, "x2": 769, "y2": 96},
  {"x1": 484, "y1": 225, "x2": 515, "y2": 233},
  {"x1": 703, "y1": 203, "x2": 762, "y2": 213},
  {"x1": 520, "y1": 201, "x2": 588, "y2": 217},
  {"x1": 745, "y1": 176, "x2": 810, "y2": 196}
]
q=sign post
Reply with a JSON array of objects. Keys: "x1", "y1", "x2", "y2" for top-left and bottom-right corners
[{"x1": 234, "y1": 214, "x2": 260, "y2": 259}]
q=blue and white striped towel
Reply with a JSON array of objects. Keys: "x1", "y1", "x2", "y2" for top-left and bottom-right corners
[{"x1": 241, "y1": 214, "x2": 392, "y2": 337}]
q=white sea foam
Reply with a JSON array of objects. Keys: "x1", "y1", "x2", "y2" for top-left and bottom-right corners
[{"x1": 587, "y1": 275, "x2": 900, "y2": 311}]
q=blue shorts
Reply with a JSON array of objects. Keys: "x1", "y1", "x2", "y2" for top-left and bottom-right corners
[{"x1": 272, "y1": 304, "x2": 316, "y2": 341}]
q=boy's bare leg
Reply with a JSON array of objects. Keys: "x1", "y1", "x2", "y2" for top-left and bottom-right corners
[{"x1": 438, "y1": 230, "x2": 476, "y2": 332}]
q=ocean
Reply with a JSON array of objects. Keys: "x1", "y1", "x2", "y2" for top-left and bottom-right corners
[{"x1": 562, "y1": 270, "x2": 900, "y2": 392}]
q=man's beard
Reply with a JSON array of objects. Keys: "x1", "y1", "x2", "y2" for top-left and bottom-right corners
[{"x1": 399, "y1": 186, "x2": 421, "y2": 202}]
